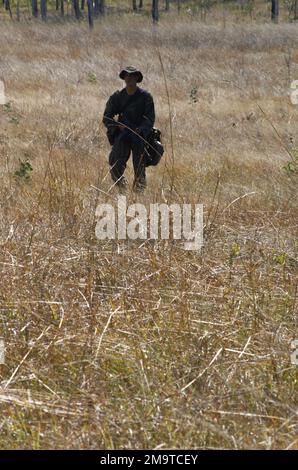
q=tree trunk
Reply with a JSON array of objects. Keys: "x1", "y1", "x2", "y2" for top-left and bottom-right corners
[
  {"x1": 94, "y1": 0, "x2": 99, "y2": 16},
  {"x1": 132, "y1": 0, "x2": 137, "y2": 12},
  {"x1": 152, "y1": 0, "x2": 159, "y2": 22},
  {"x1": 99, "y1": 0, "x2": 105, "y2": 14},
  {"x1": 5, "y1": 0, "x2": 13, "y2": 18},
  {"x1": 177, "y1": 0, "x2": 180, "y2": 14},
  {"x1": 81, "y1": 0, "x2": 85, "y2": 10},
  {"x1": 60, "y1": 0, "x2": 64, "y2": 15},
  {"x1": 40, "y1": 0, "x2": 47, "y2": 21},
  {"x1": 32, "y1": 0, "x2": 38, "y2": 17},
  {"x1": 165, "y1": 0, "x2": 169, "y2": 11},
  {"x1": 16, "y1": 0, "x2": 20, "y2": 20},
  {"x1": 139, "y1": 0, "x2": 143, "y2": 9},
  {"x1": 72, "y1": 0, "x2": 81, "y2": 19},
  {"x1": 271, "y1": 0, "x2": 279, "y2": 23},
  {"x1": 87, "y1": 0, "x2": 93, "y2": 28}
]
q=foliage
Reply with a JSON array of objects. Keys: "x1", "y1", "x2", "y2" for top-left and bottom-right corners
[{"x1": 14, "y1": 159, "x2": 33, "y2": 182}]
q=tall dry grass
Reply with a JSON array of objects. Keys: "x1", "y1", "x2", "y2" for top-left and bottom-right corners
[{"x1": 0, "y1": 13, "x2": 297, "y2": 449}]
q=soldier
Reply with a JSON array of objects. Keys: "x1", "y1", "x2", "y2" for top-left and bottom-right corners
[{"x1": 102, "y1": 66, "x2": 155, "y2": 193}]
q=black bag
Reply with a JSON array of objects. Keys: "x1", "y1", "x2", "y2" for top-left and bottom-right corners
[{"x1": 144, "y1": 127, "x2": 164, "y2": 167}]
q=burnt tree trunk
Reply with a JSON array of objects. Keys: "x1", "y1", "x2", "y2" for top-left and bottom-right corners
[
  {"x1": 72, "y1": 0, "x2": 81, "y2": 19},
  {"x1": 87, "y1": 0, "x2": 93, "y2": 28},
  {"x1": 94, "y1": 0, "x2": 99, "y2": 16},
  {"x1": 271, "y1": 0, "x2": 279, "y2": 23},
  {"x1": 152, "y1": 0, "x2": 159, "y2": 22},
  {"x1": 32, "y1": 0, "x2": 38, "y2": 17},
  {"x1": 99, "y1": 0, "x2": 105, "y2": 14},
  {"x1": 40, "y1": 0, "x2": 47, "y2": 20},
  {"x1": 5, "y1": 0, "x2": 13, "y2": 18}
]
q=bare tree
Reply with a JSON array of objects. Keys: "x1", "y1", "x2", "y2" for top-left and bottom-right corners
[
  {"x1": 271, "y1": 0, "x2": 279, "y2": 23},
  {"x1": 152, "y1": 0, "x2": 159, "y2": 22},
  {"x1": 4, "y1": 0, "x2": 12, "y2": 18},
  {"x1": 16, "y1": 0, "x2": 20, "y2": 20},
  {"x1": 73, "y1": 0, "x2": 81, "y2": 19},
  {"x1": 40, "y1": 0, "x2": 47, "y2": 21},
  {"x1": 94, "y1": 0, "x2": 100, "y2": 16},
  {"x1": 99, "y1": 0, "x2": 105, "y2": 15},
  {"x1": 87, "y1": 0, "x2": 93, "y2": 28},
  {"x1": 32, "y1": 0, "x2": 38, "y2": 17}
]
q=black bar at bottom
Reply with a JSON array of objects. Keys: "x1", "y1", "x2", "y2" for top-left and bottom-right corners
[{"x1": 0, "y1": 450, "x2": 296, "y2": 467}]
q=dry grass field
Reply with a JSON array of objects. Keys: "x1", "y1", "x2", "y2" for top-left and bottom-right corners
[{"x1": 0, "y1": 9, "x2": 298, "y2": 449}]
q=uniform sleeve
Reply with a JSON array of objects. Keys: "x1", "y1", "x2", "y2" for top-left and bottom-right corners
[
  {"x1": 139, "y1": 92, "x2": 155, "y2": 134},
  {"x1": 102, "y1": 92, "x2": 119, "y2": 130}
]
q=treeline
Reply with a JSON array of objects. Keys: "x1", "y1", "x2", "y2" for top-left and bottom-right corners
[
  {"x1": 1, "y1": 0, "x2": 298, "y2": 27},
  {"x1": 2, "y1": 0, "x2": 160, "y2": 24}
]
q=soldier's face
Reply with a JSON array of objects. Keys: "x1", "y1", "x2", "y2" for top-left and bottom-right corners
[{"x1": 124, "y1": 74, "x2": 138, "y2": 86}]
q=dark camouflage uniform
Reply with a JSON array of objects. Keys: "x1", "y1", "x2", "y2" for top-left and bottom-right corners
[{"x1": 102, "y1": 87, "x2": 155, "y2": 190}]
